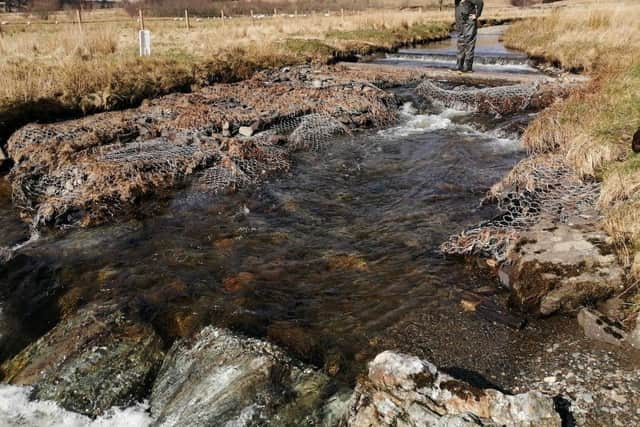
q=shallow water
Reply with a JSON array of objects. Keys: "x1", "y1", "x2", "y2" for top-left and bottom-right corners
[
  {"x1": 376, "y1": 26, "x2": 542, "y2": 75},
  {"x1": 2, "y1": 29, "x2": 639, "y2": 426},
  {"x1": 0, "y1": 100, "x2": 525, "y2": 362}
]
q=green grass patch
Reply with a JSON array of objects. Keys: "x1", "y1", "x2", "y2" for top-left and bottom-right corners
[{"x1": 283, "y1": 38, "x2": 336, "y2": 58}]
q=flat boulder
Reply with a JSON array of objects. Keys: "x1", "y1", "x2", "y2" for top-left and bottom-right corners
[
  {"x1": 348, "y1": 351, "x2": 561, "y2": 427},
  {"x1": 150, "y1": 326, "x2": 344, "y2": 426},
  {"x1": 503, "y1": 223, "x2": 625, "y2": 316},
  {"x1": 0, "y1": 302, "x2": 164, "y2": 417},
  {"x1": 577, "y1": 308, "x2": 627, "y2": 346}
]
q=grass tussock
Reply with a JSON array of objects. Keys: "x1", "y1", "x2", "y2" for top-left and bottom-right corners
[{"x1": 504, "y1": 1, "x2": 640, "y2": 276}]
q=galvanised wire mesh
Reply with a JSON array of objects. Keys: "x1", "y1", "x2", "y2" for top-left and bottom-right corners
[
  {"x1": 416, "y1": 80, "x2": 550, "y2": 116},
  {"x1": 440, "y1": 156, "x2": 601, "y2": 261},
  {"x1": 6, "y1": 74, "x2": 396, "y2": 230}
]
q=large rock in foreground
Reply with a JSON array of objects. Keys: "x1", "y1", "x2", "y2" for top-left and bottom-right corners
[
  {"x1": 150, "y1": 326, "x2": 346, "y2": 427},
  {"x1": 348, "y1": 351, "x2": 560, "y2": 427},
  {"x1": 503, "y1": 223, "x2": 625, "y2": 316},
  {"x1": 0, "y1": 302, "x2": 164, "y2": 417}
]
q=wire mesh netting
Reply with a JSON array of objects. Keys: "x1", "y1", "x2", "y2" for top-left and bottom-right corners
[
  {"x1": 6, "y1": 72, "x2": 398, "y2": 229},
  {"x1": 416, "y1": 80, "x2": 562, "y2": 116},
  {"x1": 440, "y1": 156, "x2": 601, "y2": 261}
]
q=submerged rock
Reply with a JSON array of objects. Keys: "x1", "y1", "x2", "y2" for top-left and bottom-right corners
[
  {"x1": 348, "y1": 351, "x2": 561, "y2": 427},
  {"x1": 504, "y1": 224, "x2": 625, "y2": 316},
  {"x1": 150, "y1": 326, "x2": 345, "y2": 426},
  {"x1": 0, "y1": 302, "x2": 164, "y2": 417}
]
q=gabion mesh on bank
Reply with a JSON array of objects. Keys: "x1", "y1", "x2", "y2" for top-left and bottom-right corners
[
  {"x1": 7, "y1": 110, "x2": 360, "y2": 229},
  {"x1": 416, "y1": 80, "x2": 546, "y2": 116},
  {"x1": 440, "y1": 156, "x2": 601, "y2": 261}
]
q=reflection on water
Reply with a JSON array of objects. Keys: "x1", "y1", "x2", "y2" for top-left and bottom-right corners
[{"x1": 1, "y1": 103, "x2": 529, "y2": 381}]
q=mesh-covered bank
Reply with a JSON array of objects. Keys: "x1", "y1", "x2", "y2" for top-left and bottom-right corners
[{"x1": 6, "y1": 70, "x2": 398, "y2": 229}]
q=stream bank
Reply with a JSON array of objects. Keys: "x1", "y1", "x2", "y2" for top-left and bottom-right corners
[{"x1": 0, "y1": 27, "x2": 638, "y2": 426}]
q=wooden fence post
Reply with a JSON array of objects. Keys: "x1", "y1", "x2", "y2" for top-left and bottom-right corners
[
  {"x1": 221, "y1": 8, "x2": 225, "y2": 24},
  {"x1": 139, "y1": 9, "x2": 145, "y2": 31},
  {"x1": 439, "y1": 0, "x2": 444, "y2": 12},
  {"x1": 185, "y1": 9, "x2": 190, "y2": 30},
  {"x1": 341, "y1": 8, "x2": 345, "y2": 23},
  {"x1": 76, "y1": 8, "x2": 83, "y2": 31},
  {"x1": 250, "y1": 9, "x2": 255, "y2": 25}
]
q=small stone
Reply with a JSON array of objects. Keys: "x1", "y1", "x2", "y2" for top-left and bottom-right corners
[
  {"x1": 609, "y1": 390, "x2": 628, "y2": 404},
  {"x1": 312, "y1": 79, "x2": 323, "y2": 89},
  {"x1": 577, "y1": 392, "x2": 594, "y2": 403},
  {"x1": 543, "y1": 376, "x2": 557, "y2": 384},
  {"x1": 238, "y1": 126, "x2": 254, "y2": 137},
  {"x1": 498, "y1": 264, "x2": 511, "y2": 288},
  {"x1": 222, "y1": 121, "x2": 231, "y2": 137}
]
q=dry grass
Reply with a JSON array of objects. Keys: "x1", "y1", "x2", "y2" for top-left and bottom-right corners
[{"x1": 504, "y1": 0, "x2": 640, "y2": 275}]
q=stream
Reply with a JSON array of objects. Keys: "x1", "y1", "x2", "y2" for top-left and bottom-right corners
[{"x1": 0, "y1": 27, "x2": 638, "y2": 426}]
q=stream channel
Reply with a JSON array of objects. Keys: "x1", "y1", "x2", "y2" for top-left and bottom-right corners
[{"x1": 0, "y1": 26, "x2": 637, "y2": 425}]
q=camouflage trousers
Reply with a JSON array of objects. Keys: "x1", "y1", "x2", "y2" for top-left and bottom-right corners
[{"x1": 456, "y1": 16, "x2": 478, "y2": 71}]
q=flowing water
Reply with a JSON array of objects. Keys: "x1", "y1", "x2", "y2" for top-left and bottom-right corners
[
  {"x1": 0, "y1": 98, "x2": 579, "y2": 382},
  {"x1": 0, "y1": 99, "x2": 527, "y2": 362},
  {"x1": 376, "y1": 26, "x2": 541, "y2": 75},
  {"x1": 1, "y1": 30, "x2": 637, "y2": 425}
]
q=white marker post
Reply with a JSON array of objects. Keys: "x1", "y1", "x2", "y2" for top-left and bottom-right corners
[{"x1": 138, "y1": 9, "x2": 151, "y2": 56}]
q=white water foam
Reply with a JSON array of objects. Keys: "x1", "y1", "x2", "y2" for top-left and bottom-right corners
[
  {"x1": 379, "y1": 103, "x2": 467, "y2": 138},
  {"x1": 379, "y1": 55, "x2": 537, "y2": 73},
  {"x1": 379, "y1": 102, "x2": 522, "y2": 154},
  {"x1": 0, "y1": 385, "x2": 152, "y2": 427},
  {"x1": 0, "y1": 230, "x2": 40, "y2": 263}
]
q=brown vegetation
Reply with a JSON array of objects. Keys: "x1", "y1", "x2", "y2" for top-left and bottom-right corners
[
  {"x1": 6, "y1": 68, "x2": 399, "y2": 228},
  {"x1": 124, "y1": 0, "x2": 454, "y2": 17}
]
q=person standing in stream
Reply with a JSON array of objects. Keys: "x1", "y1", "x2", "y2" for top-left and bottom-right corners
[{"x1": 455, "y1": 0, "x2": 484, "y2": 73}]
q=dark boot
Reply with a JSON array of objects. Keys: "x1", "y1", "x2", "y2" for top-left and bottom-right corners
[{"x1": 462, "y1": 59, "x2": 474, "y2": 72}]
